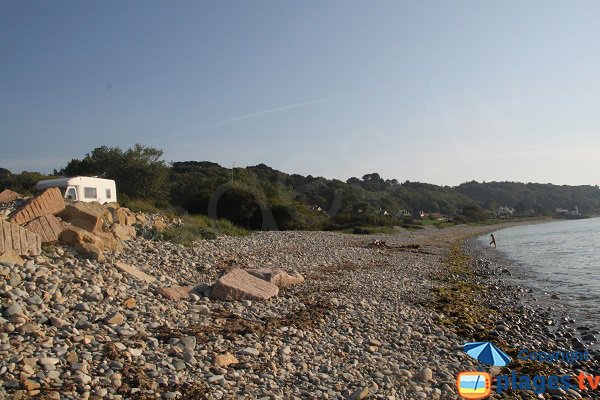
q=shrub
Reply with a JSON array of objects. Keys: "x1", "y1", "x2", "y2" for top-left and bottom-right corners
[
  {"x1": 124, "y1": 198, "x2": 160, "y2": 214},
  {"x1": 137, "y1": 214, "x2": 249, "y2": 246}
]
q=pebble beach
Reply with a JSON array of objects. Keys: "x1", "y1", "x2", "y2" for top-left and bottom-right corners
[{"x1": 1, "y1": 223, "x2": 599, "y2": 399}]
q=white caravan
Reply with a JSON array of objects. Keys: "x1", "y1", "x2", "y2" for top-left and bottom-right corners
[{"x1": 36, "y1": 177, "x2": 117, "y2": 204}]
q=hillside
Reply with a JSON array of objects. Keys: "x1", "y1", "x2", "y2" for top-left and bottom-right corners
[{"x1": 2, "y1": 145, "x2": 600, "y2": 231}]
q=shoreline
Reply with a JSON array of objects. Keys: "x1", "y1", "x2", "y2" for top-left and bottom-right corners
[
  {"x1": 453, "y1": 234, "x2": 600, "y2": 398},
  {"x1": 470, "y1": 218, "x2": 600, "y2": 343},
  {"x1": 1, "y1": 222, "x2": 598, "y2": 399}
]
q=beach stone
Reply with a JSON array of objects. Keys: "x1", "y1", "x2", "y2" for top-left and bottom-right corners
[
  {"x1": 158, "y1": 285, "x2": 192, "y2": 301},
  {"x1": 38, "y1": 357, "x2": 59, "y2": 366},
  {"x1": 198, "y1": 304, "x2": 210, "y2": 315},
  {"x1": 350, "y1": 387, "x2": 370, "y2": 400},
  {"x1": 75, "y1": 242, "x2": 106, "y2": 262},
  {"x1": 208, "y1": 375, "x2": 223, "y2": 383},
  {"x1": 210, "y1": 268, "x2": 279, "y2": 301},
  {"x1": 4, "y1": 302, "x2": 23, "y2": 317},
  {"x1": 114, "y1": 262, "x2": 156, "y2": 283},
  {"x1": 104, "y1": 312, "x2": 125, "y2": 325},
  {"x1": 240, "y1": 347, "x2": 260, "y2": 356},
  {"x1": 180, "y1": 336, "x2": 196, "y2": 350},
  {"x1": 9, "y1": 187, "x2": 65, "y2": 225},
  {"x1": 415, "y1": 367, "x2": 433, "y2": 382},
  {"x1": 23, "y1": 379, "x2": 40, "y2": 391},
  {"x1": 0, "y1": 189, "x2": 20, "y2": 204},
  {"x1": 50, "y1": 316, "x2": 65, "y2": 328},
  {"x1": 0, "y1": 252, "x2": 24, "y2": 265},
  {"x1": 213, "y1": 352, "x2": 238, "y2": 367},
  {"x1": 122, "y1": 297, "x2": 137, "y2": 309}
]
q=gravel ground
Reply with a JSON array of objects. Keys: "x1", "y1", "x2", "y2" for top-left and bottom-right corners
[{"x1": 1, "y1": 223, "x2": 598, "y2": 399}]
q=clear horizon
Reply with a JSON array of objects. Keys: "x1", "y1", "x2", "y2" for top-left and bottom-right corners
[{"x1": 2, "y1": 1, "x2": 600, "y2": 186}]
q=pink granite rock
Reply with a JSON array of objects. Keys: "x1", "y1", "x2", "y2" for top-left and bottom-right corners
[
  {"x1": 246, "y1": 268, "x2": 305, "y2": 288},
  {"x1": 210, "y1": 268, "x2": 279, "y2": 301}
]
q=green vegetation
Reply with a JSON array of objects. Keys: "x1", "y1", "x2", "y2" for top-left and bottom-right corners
[
  {"x1": 457, "y1": 180, "x2": 600, "y2": 216},
  {"x1": 2, "y1": 144, "x2": 600, "y2": 233},
  {"x1": 0, "y1": 169, "x2": 56, "y2": 195},
  {"x1": 61, "y1": 144, "x2": 170, "y2": 207},
  {"x1": 123, "y1": 198, "x2": 161, "y2": 214},
  {"x1": 137, "y1": 215, "x2": 248, "y2": 246}
]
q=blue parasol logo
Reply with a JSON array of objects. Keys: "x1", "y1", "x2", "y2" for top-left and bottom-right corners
[{"x1": 464, "y1": 341, "x2": 512, "y2": 367}]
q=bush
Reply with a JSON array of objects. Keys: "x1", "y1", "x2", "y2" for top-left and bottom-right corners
[
  {"x1": 123, "y1": 198, "x2": 160, "y2": 214},
  {"x1": 461, "y1": 205, "x2": 487, "y2": 223},
  {"x1": 453, "y1": 215, "x2": 467, "y2": 224},
  {"x1": 137, "y1": 215, "x2": 249, "y2": 246}
]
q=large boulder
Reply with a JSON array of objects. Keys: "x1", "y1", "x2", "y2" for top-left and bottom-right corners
[
  {"x1": 95, "y1": 231, "x2": 124, "y2": 252},
  {"x1": 0, "y1": 220, "x2": 41, "y2": 257},
  {"x1": 59, "y1": 223, "x2": 104, "y2": 250},
  {"x1": 58, "y1": 202, "x2": 110, "y2": 234},
  {"x1": 24, "y1": 215, "x2": 64, "y2": 243},
  {"x1": 0, "y1": 189, "x2": 20, "y2": 204},
  {"x1": 111, "y1": 224, "x2": 136, "y2": 241},
  {"x1": 105, "y1": 204, "x2": 129, "y2": 225},
  {"x1": 210, "y1": 268, "x2": 279, "y2": 301},
  {"x1": 9, "y1": 187, "x2": 65, "y2": 225},
  {"x1": 246, "y1": 268, "x2": 305, "y2": 288}
]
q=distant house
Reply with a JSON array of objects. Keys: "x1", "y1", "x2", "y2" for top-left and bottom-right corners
[
  {"x1": 419, "y1": 211, "x2": 447, "y2": 220},
  {"x1": 496, "y1": 206, "x2": 515, "y2": 217},
  {"x1": 378, "y1": 208, "x2": 390, "y2": 216},
  {"x1": 429, "y1": 212, "x2": 447, "y2": 221},
  {"x1": 555, "y1": 208, "x2": 569, "y2": 214},
  {"x1": 307, "y1": 204, "x2": 326, "y2": 213},
  {"x1": 395, "y1": 209, "x2": 411, "y2": 218}
]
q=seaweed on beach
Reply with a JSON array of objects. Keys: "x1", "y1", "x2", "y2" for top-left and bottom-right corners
[
  {"x1": 151, "y1": 293, "x2": 335, "y2": 344},
  {"x1": 430, "y1": 237, "x2": 565, "y2": 393},
  {"x1": 431, "y1": 238, "x2": 497, "y2": 337}
]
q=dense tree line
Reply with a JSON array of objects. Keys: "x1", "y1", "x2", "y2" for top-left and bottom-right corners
[
  {"x1": 457, "y1": 181, "x2": 600, "y2": 214},
  {"x1": 2, "y1": 144, "x2": 600, "y2": 230}
]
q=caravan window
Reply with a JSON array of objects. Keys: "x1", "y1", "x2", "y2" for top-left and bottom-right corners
[
  {"x1": 84, "y1": 187, "x2": 97, "y2": 199},
  {"x1": 106, "y1": 188, "x2": 112, "y2": 199}
]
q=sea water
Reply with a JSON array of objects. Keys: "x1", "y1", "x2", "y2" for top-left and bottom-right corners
[{"x1": 479, "y1": 218, "x2": 600, "y2": 330}]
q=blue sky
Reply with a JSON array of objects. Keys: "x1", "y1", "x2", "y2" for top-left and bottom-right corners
[{"x1": 2, "y1": 1, "x2": 600, "y2": 185}]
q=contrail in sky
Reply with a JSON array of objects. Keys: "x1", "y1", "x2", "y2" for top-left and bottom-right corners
[
  {"x1": 146, "y1": 95, "x2": 348, "y2": 143},
  {"x1": 215, "y1": 95, "x2": 346, "y2": 124}
]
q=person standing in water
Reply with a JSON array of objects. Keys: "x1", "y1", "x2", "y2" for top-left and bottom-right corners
[{"x1": 489, "y1": 233, "x2": 497, "y2": 248}]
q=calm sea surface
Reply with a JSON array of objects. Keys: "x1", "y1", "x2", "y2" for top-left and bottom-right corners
[{"x1": 479, "y1": 218, "x2": 600, "y2": 329}]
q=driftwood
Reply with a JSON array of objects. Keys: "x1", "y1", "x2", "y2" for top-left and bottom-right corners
[{"x1": 368, "y1": 240, "x2": 434, "y2": 255}]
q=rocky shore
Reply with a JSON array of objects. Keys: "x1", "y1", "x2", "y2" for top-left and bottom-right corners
[{"x1": 1, "y1": 221, "x2": 598, "y2": 399}]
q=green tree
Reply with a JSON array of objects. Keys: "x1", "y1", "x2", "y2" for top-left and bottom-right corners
[
  {"x1": 462, "y1": 204, "x2": 487, "y2": 222},
  {"x1": 62, "y1": 144, "x2": 170, "y2": 205}
]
